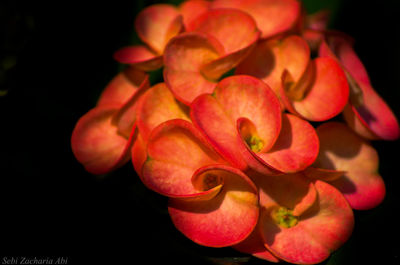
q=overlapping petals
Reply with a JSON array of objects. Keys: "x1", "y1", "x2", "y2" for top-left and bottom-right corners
[
  {"x1": 71, "y1": 67, "x2": 149, "y2": 174},
  {"x1": 211, "y1": 0, "x2": 301, "y2": 39},
  {"x1": 164, "y1": 8, "x2": 260, "y2": 105},
  {"x1": 71, "y1": 1, "x2": 396, "y2": 264},
  {"x1": 237, "y1": 171, "x2": 354, "y2": 264},
  {"x1": 191, "y1": 75, "x2": 319, "y2": 174},
  {"x1": 319, "y1": 36, "x2": 400, "y2": 140},
  {"x1": 237, "y1": 35, "x2": 349, "y2": 121},
  {"x1": 141, "y1": 119, "x2": 259, "y2": 247},
  {"x1": 114, "y1": 4, "x2": 183, "y2": 71},
  {"x1": 306, "y1": 122, "x2": 386, "y2": 210},
  {"x1": 131, "y1": 82, "x2": 190, "y2": 174}
]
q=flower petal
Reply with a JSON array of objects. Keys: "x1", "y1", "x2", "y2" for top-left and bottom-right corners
[
  {"x1": 319, "y1": 38, "x2": 400, "y2": 140},
  {"x1": 211, "y1": 0, "x2": 301, "y2": 39},
  {"x1": 236, "y1": 35, "x2": 310, "y2": 103},
  {"x1": 136, "y1": 82, "x2": 190, "y2": 141},
  {"x1": 97, "y1": 67, "x2": 149, "y2": 108},
  {"x1": 189, "y1": 8, "x2": 259, "y2": 54},
  {"x1": 312, "y1": 122, "x2": 385, "y2": 210},
  {"x1": 233, "y1": 225, "x2": 280, "y2": 262},
  {"x1": 168, "y1": 165, "x2": 259, "y2": 247},
  {"x1": 141, "y1": 119, "x2": 226, "y2": 197},
  {"x1": 71, "y1": 107, "x2": 134, "y2": 175},
  {"x1": 258, "y1": 113, "x2": 319, "y2": 173},
  {"x1": 190, "y1": 75, "x2": 281, "y2": 171},
  {"x1": 179, "y1": 0, "x2": 211, "y2": 30},
  {"x1": 135, "y1": 4, "x2": 183, "y2": 54},
  {"x1": 282, "y1": 57, "x2": 349, "y2": 121},
  {"x1": 163, "y1": 32, "x2": 225, "y2": 105},
  {"x1": 113, "y1": 45, "x2": 163, "y2": 71},
  {"x1": 259, "y1": 180, "x2": 354, "y2": 264}
]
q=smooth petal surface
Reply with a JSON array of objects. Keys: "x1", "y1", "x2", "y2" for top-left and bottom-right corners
[
  {"x1": 136, "y1": 82, "x2": 190, "y2": 141},
  {"x1": 163, "y1": 32, "x2": 224, "y2": 105},
  {"x1": 135, "y1": 4, "x2": 183, "y2": 54},
  {"x1": 179, "y1": 0, "x2": 210, "y2": 30},
  {"x1": 282, "y1": 57, "x2": 349, "y2": 121},
  {"x1": 259, "y1": 178, "x2": 354, "y2": 264},
  {"x1": 131, "y1": 130, "x2": 147, "y2": 176},
  {"x1": 189, "y1": 8, "x2": 259, "y2": 54},
  {"x1": 71, "y1": 107, "x2": 133, "y2": 175},
  {"x1": 141, "y1": 119, "x2": 226, "y2": 197},
  {"x1": 168, "y1": 165, "x2": 259, "y2": 247},
  {"x1": 312, "y1": 122, "x2": 385, "y2": 210},
  {"x1": 258, "y1": 113, "x2": 319, "y2": 173},
  {"x1": 191, "y1": 75, "x2": 281, "y2": 171},
  {"x1": 236, "y1": 35, "x2": 310, "y2": 101},
  {"x1": 233, "y1": 225, "x2": 280, "y2": 262},
  {"x1": 113, "y1": 45, "x2": 163, "y2": 71},
  {"x1": 97, "y1": 67, "x2": 149, "y2": 108},
  {"x1": 319, "y1": 38, "x2": 400, "y2": 140},
  {"x1": 211, "y1": 0, "x2": 301, "y2": 39}
]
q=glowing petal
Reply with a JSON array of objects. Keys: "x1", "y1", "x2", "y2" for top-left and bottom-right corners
[
  {"x1": 282, "y1": 57, "x2": 349, "y2": 121},
  {"x1": 135, "y1": 4, "x2": 183, "y2": 54},
  {"x1": 211, "y1": 0, "x2": 301, "y2": 39},
  {"x1": 258, "y1": 113, "x2": 319, "y2": 173},
  {"x1": 136, "y1": 82, "x2": 190, "y2": 141},
  {"x1": 319, "y1": 38, "x2": 400, "y2": 140},
  {"x1": 168, "y1": 165, "x2": 259, "y2": 247},
  {"x1": 257, "y1": 177, "x2": 353, "y2": 265},
  {"x1": 163, "y1": 32, "x2": 224, "y2": 105},
  {"x1": 113, "y1": 45, "x2": 163, "y2": 71},
  {"x1": 312, "y1": 122, "x2": 385, "y2": 210},
  {"x1": 141, "y1": 119, "x2": 226, "y2": 197},
  {"x1": 71, "y1": 107, "x2": 134, "y2": 175},
  {"x1": 97, "y1": 67, "x2": 149, "y2": 108}
]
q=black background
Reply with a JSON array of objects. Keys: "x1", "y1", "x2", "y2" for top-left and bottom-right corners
[{"x1": 1, "y1": 0, "x2": 399, "y2": 264}]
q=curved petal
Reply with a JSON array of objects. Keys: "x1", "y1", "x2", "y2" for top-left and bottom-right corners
[
  {"x1": 343, "y1": 83, "x2": 400, "y2": 141},
  {"x1": 251, "y1": 172, "x2": 317, "y2": 215},
  {"x1": 236, "y1": 35, "x2": 310, "y2": 102},
  {"x1": 163, "y1": 32, "x2": 225, "y2": 105},
  {"x1": 179, "y1": 0, "x2": 210, "y2": 30},
  {"x1": 168, "y1": 165, "x2": 259, "y2": 247},
  {"x1": 141, "y1": 119, "x2": 226, "y2": 197},
  {"x1": 259, "y1": 180, "x2": 354, "y2": 265},
  {"x1": 211, "y1": 0, "x2": 301, "y2": 39},
  {"x1": 131, "y1": 130, "x2": 147, "y2": 176},
  {"x1": 97, "y1": 67, "x2": 149, "y2": 107},
  {"x1": 233, "y1": 225, "x2": 280, "y2": 262},
  {"x1": 313, "y1": 122, "x2": 385, "y2": 210},
  {"x1": 189, "y1": 8, "x2": 260, "y2": 54},
  {"x1": 319, "y1": 38, "x2": 400, "y2": 140},
  {"x1": 190, "y1": 75, "x2": 281, "y2": 171},
  {"x1": 113, "y1": 45, "x2": 163, "y2": 71},
  {"x1": 282, "y1": 57, "x2": 349, "y2": 121},
  {"x1": 258, "y1": 113, "x2": 319, "y2": 173},
  {"x1": 136, "y1": 82, "x2": 190, "y2": 141},
  {"x1": 135, "y1": 4, "x2": 183, "y2": 54},
  {"x1": 71, "y1": 107, "x2": 134, "y2": 175}
]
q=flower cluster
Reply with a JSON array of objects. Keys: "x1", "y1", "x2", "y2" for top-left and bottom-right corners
[{"x1": 71, "y1": 1, "x2": 399, "y2": 264}]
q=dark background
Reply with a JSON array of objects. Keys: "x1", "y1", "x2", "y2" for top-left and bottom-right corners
[{"x1": 1, "y1": 0, "x2": 399, "y2": 264}]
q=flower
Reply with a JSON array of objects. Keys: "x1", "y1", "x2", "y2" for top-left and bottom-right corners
[{"x1": 71, "y1": 1, "x2": 398, "y2": 264}]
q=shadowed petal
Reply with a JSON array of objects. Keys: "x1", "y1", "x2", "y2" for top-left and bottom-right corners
[
  {"x1": 71, "y1": 107, "x2": 134, "y2": 175},
  {"x1": 211, "y1": 0, "x2": 301, "y2": 39},
  {"x1": 311, "y1": 122, "x2": 385, "y2": 210},
  {"x1": 163, "y1": 32, "x2": 225, "y2": 105},
  {"x1": 113, "y1": 45, "x2": 163, "y2": 71},
  {"x1": 135, "y1": 4, "x2": 183, "y2": 54},
  {"x1": 168, "y1": 165, "x2": 259, "y2": 247},
  {"x1": 141, "y1": 119, "x2": 226, "y2": 197}
]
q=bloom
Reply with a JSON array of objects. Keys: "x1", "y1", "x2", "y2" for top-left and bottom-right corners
[{"x1": 71, "y1": 1, "x2": 399, "y2": 264}]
